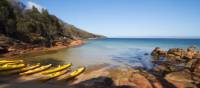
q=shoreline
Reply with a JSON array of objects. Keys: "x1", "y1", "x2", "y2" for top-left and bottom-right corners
[
  {"x1": 0, "y1": 39, "x2": 85, "y2": 59},
  {"x1": 1, "y1": 41, "x2": 200, "y2": 87}
]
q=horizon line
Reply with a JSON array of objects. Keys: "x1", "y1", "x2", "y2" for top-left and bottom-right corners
[{"x1": 108, "y1": 36, "x2": 200, "y2": 39}]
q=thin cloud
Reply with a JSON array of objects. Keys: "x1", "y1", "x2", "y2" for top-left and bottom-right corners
[{"x1": 26, "y1": 1, "x2": 45, "y2": 12}]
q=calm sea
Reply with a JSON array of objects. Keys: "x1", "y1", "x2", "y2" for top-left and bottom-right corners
[{"x1": 21, "y1": 38, "x2": 200, "y2": 69}]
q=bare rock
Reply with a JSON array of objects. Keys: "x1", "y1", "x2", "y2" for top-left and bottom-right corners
[
  {"x1": 151, "y1": 47, "x2": 167, "y2": 57},
  {"x1": 166, "y1": 54, "x2": 181, "y2": 62},
  {"x1": 167, "y1": 48, "x2": 178, "y2": 54},
  {"x1": 164, "y1": 70, "x2": 197, "y2": 88},
  {"x1": 165, "y1": 80, "x2": 197, "y2": 88},
  {"x1": 139, "y1": 72, "x2": 164, "y2": 88},
  {"x1": 129, "y1": 73, "x2": 153, "y2": 88},
  {"x1": 151, "y1": 47, "x2": 161, "y2": 56},
  {"x1": 193, "y1": 53, "x2": 200, "y2": 59},
  {"x1": 193, "y1": 60, "x2": 200, "y2": 77},
  {"x1": 166, "y1": 54, "x2": 176, "y2": 58},
  {"x1": 184, "y1": 51, "x2": 194, "y2": 60},
  {"x1": 166, "y1": 70, "x2": 199, "y2": 87},
  {"x1": 183, "y1": 47, "x2": 198, "y2": 60},
  {"x1": 187, "y1": 47, "x2": 197, "y2": 54},
  {"x1": 165, "y1": 70, "x2": 193, "y2": 83},
  {"x1": 159, "y1": 51, "x2": 167, "y2": 57},
  {"x1": 185, "y1": 59, "x2": 198, "y2": 69},
  {"x1": 167, "y1": 48, "x2": 185, "y2": 58},
  {"x1": 153, "y1": 65, "x2": 170, "y2": 75}
]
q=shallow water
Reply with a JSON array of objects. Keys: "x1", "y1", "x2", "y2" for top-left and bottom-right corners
[{"x1": 19, "y1": 38, "x2": 200, "y2": 69}]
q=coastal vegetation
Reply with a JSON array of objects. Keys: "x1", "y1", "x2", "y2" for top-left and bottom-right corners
[{"x1": 0, "y1": 0, "x2": 103, "y2": 54}]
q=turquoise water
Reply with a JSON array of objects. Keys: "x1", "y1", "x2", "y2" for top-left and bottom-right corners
[{"x1": 22, "y1": 38, "x2": 200, "y2": 69}]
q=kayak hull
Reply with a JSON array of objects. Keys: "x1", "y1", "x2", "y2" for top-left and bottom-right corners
[
  {"x1": 20, "y1": 64, "x2": 52, "y2": 76},
  {"x1": 62, "y1": 67, "x2": 85, "y2": 80},
  {"x1": 0, "y1": 64, "x2": 26, "y2": 71},
  {"x1": 0, "y1": 63, "x2": 40, "y2": 76},
  {"x1": 40, "y1": 70, "x2": 68, "y2": 81}
]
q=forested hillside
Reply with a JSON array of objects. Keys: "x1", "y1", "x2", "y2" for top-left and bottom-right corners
[{"x1": 0, "y1": 0, "x2": 103, "y2": 49}]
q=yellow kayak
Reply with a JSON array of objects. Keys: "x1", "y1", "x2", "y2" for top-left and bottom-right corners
[
  {"x1": 0, "y1": 60, "x2": 24, "y2": 65},
  {"x1": 20, "y1": 64, "x2": 52, "y2": 75},
  {"x1": 0, "y1": 63, "x2": 40, "y2": 75},
  {"x1": 20, "y1": 63, "x2": 41, "y2": 71},
  {"x1": 0, "y1": 60, "x2": 23, "y2": 63},
  {"x1": 40, "y1": 70, "x2": 68, "y2": 81},
  {"x1": 62, "y1": 67, "x2": 85, "y2": 80},
  {"x1": 0, "y1": 63, "x2": 26, "y2": 71},
  {"x1": 41, "y1": 63, "x2": 72, "y2": 74}
]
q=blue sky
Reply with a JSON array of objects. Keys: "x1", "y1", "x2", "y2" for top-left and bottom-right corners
[{"x1": 21, "y1": 0, "x2": 200, "y2": 38}]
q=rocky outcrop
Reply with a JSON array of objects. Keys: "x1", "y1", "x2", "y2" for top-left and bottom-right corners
[
  {"x1": 129, "y1": 73, "x2": 153, "y2": 88},
  {"x1": 184, "y1": 47, "x2": 197, "y2": 60},
  {"x1": 151, "y1": 47, "x2": 167, "y2": 57},
  {"x1": 165, "y1": 70, "x2": 193, "y2": 83},
  {"x1": 165, "y1": 70, "x2": 198, "y2": 88},
  {"x1": 152, "y1": 64, "x2": 171, "y2": 75},
  {"x1": 193, "y1": 52, "x2": 200, "y2": 59},
  {"x1": 193, "y1": 59, "x2": 200, "y2": 77},
  {"x1": 167, "y1": 48, "x2": 185, "y2": 56},
  {"x1": 151, "y1": 47, "x2": 200, "y2": 88},
  {"x1": 152, "y1": 47, "x2": 200, "y2": 61}
]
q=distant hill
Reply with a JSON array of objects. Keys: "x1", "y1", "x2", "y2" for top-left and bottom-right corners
[{"x1": 0, "y1": 0, "x2": 104, "y2": 48}]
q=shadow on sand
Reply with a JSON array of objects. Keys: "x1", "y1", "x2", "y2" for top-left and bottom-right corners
[{"x1": 0, "y1": 76, "x2": 132, "y2": 88}]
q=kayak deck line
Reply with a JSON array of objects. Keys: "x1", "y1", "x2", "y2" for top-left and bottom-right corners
[
  {"x1": 20, "y1": 64, "x2": 52, "y2": 76},
  {"x1": 0, "y1": 63, "x2": 26, "y2": 71},
  {"x1": 40, "y1": 70, "x2": 69, "y2": 81},
  {"x1": 0, "y1": 63, "x2": 41, "y2": 75},
  {"x1": 40, "y1": 63, "x2": 72, "y2": 75},
  {"x1": 58, "y1": 67, "x2": 85, "y2": 81}
]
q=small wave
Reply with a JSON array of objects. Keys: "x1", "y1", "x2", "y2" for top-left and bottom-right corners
[{"x1": 111, "y1": 48, "x2": 153, "y2": 69}]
